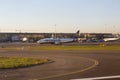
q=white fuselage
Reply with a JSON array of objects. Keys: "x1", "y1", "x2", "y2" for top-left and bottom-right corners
[
  {"x1": 37, "y1": 38, "x2": 75, "y2": 44},
  {"x1": 103, "y1": 38, "x2": 119, "y2": 42}
]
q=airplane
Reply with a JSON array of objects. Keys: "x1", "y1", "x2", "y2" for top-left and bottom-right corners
[
  {"x1": 103, "y1": 37, "x2": 119, "y2": 42},
  {"x1": 37, "y1": 30, "x2": 80, "y2": 44},
  {"x1": 37, "y1": 38, "x2": 75, "y2": 44}
]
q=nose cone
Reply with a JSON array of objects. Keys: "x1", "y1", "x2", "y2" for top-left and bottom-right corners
[{"x1": 37, "y1": 40, "x2": 40, "y2": 43}]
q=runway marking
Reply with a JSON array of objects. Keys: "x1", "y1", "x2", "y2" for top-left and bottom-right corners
[
  {"x1": 72, "y1": 75, "x2": 120, "y2": 80},
  {"x1": 36, "y1": 57, "x2": 99, "y2": 80}
]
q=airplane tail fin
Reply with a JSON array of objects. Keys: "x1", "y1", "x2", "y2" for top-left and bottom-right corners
[{"x1": 76, "y1": 30, "x2": 80, "y2": 35}]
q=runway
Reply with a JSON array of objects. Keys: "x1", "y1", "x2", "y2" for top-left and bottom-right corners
[{"x1": 0, "y1": 49, "x2": 120, "y2": 80}]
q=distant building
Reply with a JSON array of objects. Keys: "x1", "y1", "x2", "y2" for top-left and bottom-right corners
[
  {"x1": 11, "y1": 35, "x2": 20, "y2": 42},
  {"x1": 0, "y1": 32, "x2": 115, "y2": 43}
]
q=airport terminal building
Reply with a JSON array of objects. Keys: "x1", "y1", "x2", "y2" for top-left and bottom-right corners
[{"x1": 0, "y1": 32, "x2": 119, "y2": 42}]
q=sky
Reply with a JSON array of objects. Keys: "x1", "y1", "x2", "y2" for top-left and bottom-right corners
[{"x1": 0, "y1": 0, "x2": 120, "y2": 33}]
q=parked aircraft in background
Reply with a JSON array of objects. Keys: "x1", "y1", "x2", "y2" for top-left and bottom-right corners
[
  {"x1": 37, "y1": 38, "x2": 75, "y2": 44},
  {"x1": 37, "y1": 30, "x2": 80, "y2": 44},
  {"x1": 103, "y1": 38, "x2": 119, "y2": 42}
]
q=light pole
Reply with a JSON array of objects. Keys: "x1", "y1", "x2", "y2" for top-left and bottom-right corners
[{"x1": 54, "y1": 24, "x2": 57, "y2": 38}]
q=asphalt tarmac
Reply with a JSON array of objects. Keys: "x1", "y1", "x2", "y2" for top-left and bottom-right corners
[{"x1": 0, "y1": 44, "x2": 120, "y2": 80}]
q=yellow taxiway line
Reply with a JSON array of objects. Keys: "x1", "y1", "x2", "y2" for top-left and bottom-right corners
[{"x1": 30, "y1": 57, "x2": 99, "y2": 80}]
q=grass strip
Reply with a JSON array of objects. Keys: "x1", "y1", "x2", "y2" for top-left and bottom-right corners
[
  {"x1": 0, "y1": 57, "x2": 48, "y2": 69},
  {"x1": 0, "y1": 45, "x2": 120, "y2": 51}
]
